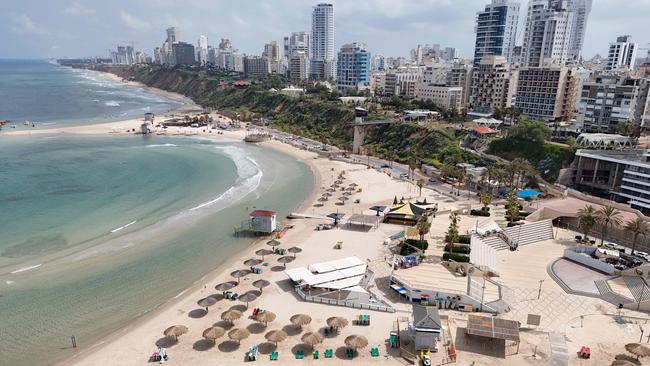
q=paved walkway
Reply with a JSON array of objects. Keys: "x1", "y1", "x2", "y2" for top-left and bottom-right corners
[{"x1": 545, "y1": 333, "x2": 569, "y2": 366}]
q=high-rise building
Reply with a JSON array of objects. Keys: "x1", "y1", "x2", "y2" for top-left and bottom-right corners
[
  {"x1": 166, "y1": 27, "x2": 179, "y2": 44},
  {"x1": 578, "y1": 74, "x2": 649, "y2": 132},
  {"x1": 244, "y1": 56, "x2": 270, "y2": 77},
  {"x1": 289, "y1": 51, "x2": 310, "y2": 81},
  {"x1": 197, "y1": 35, "x2": 209, "y2": 65},
  {"x1": 447, "y1": 62, "x2": 474, "y2": 106},
  {"x1": 521, "y1": 0, "x2": 574, "y2": 67},
  {"x1": 471, "y1": 55, "x2": 518, "y2": 111},
  {"x1": 336, "y1": 42, "x2": 371, "y2": 91},
  {"x1": 473, "y1": 0, "x2": 520, "y2": 67},
  {"x1": 287, "y1": 32, "x2": 310, "y2": 56},
  {"x1": 515, "y1": 63, "x2": 577, "y2": 122},
  {"x1": 172, "y1": 42, "x2": 196, "y2": 65},
  {"x1": 606, "y1": 35, "x2": 638, "y2": 71},
  {"x1": 567, "y1": 0, "x2": 592, "y2": 61},
  {"x1": 311, "y1": 3, "x2": 335, "y2": 80}
]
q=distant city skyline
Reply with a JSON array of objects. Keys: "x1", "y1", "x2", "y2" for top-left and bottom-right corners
[{"x1": 1, "y1": 0, "x2": 649, "y2": 60}]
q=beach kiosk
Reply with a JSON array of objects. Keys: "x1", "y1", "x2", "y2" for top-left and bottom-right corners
[
  {"x1": 250, "y1": 210, "x2": 277, "y2": 234},
  {"x1": 410, "y1": 305, "x2": 442, "y2": 351}
]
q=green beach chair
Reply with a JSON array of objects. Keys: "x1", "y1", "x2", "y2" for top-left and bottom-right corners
[
  {"x1": 270, "y1": 351, "x2": 279, "y2": 361},
  {"x1": 295, "y1": 350, "x2": 304, "y2": 359},
  {"x1": 314, "y1": 350, "x2": 319, "y2": 359}
]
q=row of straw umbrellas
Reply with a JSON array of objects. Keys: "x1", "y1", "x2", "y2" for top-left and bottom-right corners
[{"x1": 163, "y1": 314, "x2": 368, "y2": 353}]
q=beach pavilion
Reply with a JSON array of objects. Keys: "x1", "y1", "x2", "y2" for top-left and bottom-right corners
[{"x1": 384, "y1": 201, "x2": 433, "y2": 225}]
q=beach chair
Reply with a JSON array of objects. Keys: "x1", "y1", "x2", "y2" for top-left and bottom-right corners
[
  {"x1": 324, "y1": 349, "x2": 333, "y2": 358},
  {"x1": 246, "y1": 345, "x2": 258, "y2": 361},
  {"x1": 295, "y1": 350, "x2": 304, "y2": 359},
  {"x1": 270, "y1": 351, "x2": 279, "y2": 361},
  {"x1": 314, "y1": 350, "x2": 319, "y2": 359},
  {"x1": 346, "y1": 348, "x2": 354, "y2": 358},
  {"x1": 365, "y1": 314, "x2": 371, "y2": 325}
]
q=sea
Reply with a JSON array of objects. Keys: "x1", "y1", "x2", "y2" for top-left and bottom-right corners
[{"x1": 0, "y1": 60, "x2": 314, "y2": 366}]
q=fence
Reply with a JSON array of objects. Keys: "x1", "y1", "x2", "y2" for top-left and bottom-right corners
[{"x1": 295, "y1": 287, "x2": 396, "y2": 313}]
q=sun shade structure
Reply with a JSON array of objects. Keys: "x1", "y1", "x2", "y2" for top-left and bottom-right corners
[
  {"x1": 287, "y1": 246, "x2": 302, "y2": 257},
  {"x1": 252, "y1": 279, "x2": 270, "y2": 293},
  {"x1": 197, "y1": 296, "x2": 218, "y2": 312},
  {"x1": 626, "y1": 343, "x2": 650, "y2": 358},
  {"x1": 327, "y1": 316, "x2": 349, "y2": 329},
  {"x1": 255, "y1": 248, "x2": 273, "y2": 260},
  {"x1": 466, "y1": 315, "x2": 520, "y2": 343},
  {"x1": 301, "y1": 331, "x2": 324, "y2": 347},
  {"x1": 267, "y1": 239, "x2": 281, "y2": 247},
  {"x1": 215, "y1": 281, "x2": 238, "y2": 291},
  {"x1": 228, "y1": 328, "x2": 250, "y2": 344},
  {"x1": 290, "y1": 314, "x2": 312, "y2": 328},
  {"x1": 347, "y1": 214, "x2": 379, "y2": 228},
  {"x1": 221, "y1": 309, "x2": 242, "y2": 324},
  {"x1": 611, "y1": 360, "x2": 636, "y2": 366},
  {"x1": 256, "y1": 311, "x2": 276, "y2": 325},
  {"x1": 284, "y1": 256, "x2": 367, "y2": 290},
  {"x1": 202, "y1": 326, "x2": 225, "y2": 343},
  {"x1": 230, "y1": 269, "x2": 251, "y2": 283},
  {"x1": 238, "y1": 292, "x2": 259, "y2": 308},
  {"x1": 322, "y1": 192, "x2": 332, "y2": 197},
  {"x1": 345, "y1": 335, "x2": 369, "y2": 349},
  {"x1": 244, "y1": 258, "x2": 263, "y2": 267},
  {"x1": 277, "y1": 256, "x2": 295, "y2": 268},
  {"x1": 265, "y1": 329, "x2": 288, "y2": 345},
  {"x1": 164, "y1": 325, "x2": 188, "y2": 340}
]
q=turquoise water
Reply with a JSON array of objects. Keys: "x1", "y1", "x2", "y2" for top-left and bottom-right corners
[
  {"x1": 0, "y1": 136, "x2": 312, "y2": 364},
  {"x1": 0, "y1": 59, "x2": 181, "y2": 129}
]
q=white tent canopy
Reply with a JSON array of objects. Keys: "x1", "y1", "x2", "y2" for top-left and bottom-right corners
[
  {"x1": 473, "y1": 117, "x2": 503, "y2": 127},
  {"x1": 467, "y1": 219, "x2": 502, "y2": 236},
  {"x1": 309, "y1": 256, "x2": 365, "y2": 273},
  {"x1": 284, "y1": 256, "x2": 367, "y2": 290}
]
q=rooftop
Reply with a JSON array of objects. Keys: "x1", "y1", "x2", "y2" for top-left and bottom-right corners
[{"x1": 412, "y1": 305, "x2": 442, "y2": 330}]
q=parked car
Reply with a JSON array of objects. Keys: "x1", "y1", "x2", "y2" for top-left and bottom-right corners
[{"x1": 634, "y1": 251, "x2": 649, "y2": 261}]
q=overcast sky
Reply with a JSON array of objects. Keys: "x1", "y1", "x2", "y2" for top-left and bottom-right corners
[{"x1": 1, "y1": 0, "x2": 648, "y2": 60}]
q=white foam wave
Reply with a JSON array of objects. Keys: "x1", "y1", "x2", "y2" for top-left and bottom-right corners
[
  {"x1": 10, "y1": 264, "x2": 42, "y2": 274},
  {"x1": 105, "y1": 101, "x2": 120, "y2": 107},
  {"x1": 110, "y1": 220, "x2": 137, "y2": 233},
  {"x1": 144, "y1": 144, "x2": 177, "y2": 148},
  {"x1": 190, "y1": 145, "x2": 263, "y2": 211}
]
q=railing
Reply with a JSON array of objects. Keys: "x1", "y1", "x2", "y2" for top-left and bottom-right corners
[{"x1": 295, "y1": 287, "x2": 396, "y2": 313}]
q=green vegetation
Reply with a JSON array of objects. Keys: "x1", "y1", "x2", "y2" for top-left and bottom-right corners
[
  {"x1": 442, "y1": 253, "x2": 470, "y2": 263},
  {"x1": 487, "y1": 120, "x2": 576, "y2": 182},
  {"x1": 444, "y1": 244, "x2": 471, "y2": 255},
  {"x1": 400, "y1": 239, "x2": 429, "y2": 256}
]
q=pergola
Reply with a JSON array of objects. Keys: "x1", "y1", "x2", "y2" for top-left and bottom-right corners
[
  {"x1": 347, "y1": 214, "x2": 380, "y2": 229},
  {"x1": 576, "y1": 133, "x2": 632, "y2": 149},
  {"x1": 466, "y1": 315, "x2": 520, "y2": 355}
]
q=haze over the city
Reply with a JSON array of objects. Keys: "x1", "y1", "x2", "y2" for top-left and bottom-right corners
[{"x1": 1, "y1": 0, "x2": 648, "y2": 59}]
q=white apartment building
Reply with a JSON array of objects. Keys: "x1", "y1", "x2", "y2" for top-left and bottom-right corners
[
  {"x1": 311, "y1": 3, "x2": 335, "y2": 80},
  {"x1": 471, "y1": 55, "x2": 518, "y2": 111},
  {"x1": 521, "y1": 0, "x2": 574, "y2": 67},
  {"x1": 416, "y1": 85, "x2": 463, "y2": 110},
  {"x1": 197, "y1": 35, "x2": 208, "y2": 65},
  {"x1": 567, "y1": 0, "x2": 592, "y2": 61},
  {"x1": 606, "y1": 35, "x2": 638, "y2": 71},
  {"x1": 385, "y1": 66, "x2": 423, "y2": 97}
]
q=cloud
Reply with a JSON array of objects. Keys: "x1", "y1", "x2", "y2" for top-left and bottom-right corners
[
  {"x1": 64, "y1": 2, "x2": 96, "y2": 16},
  {"x1": 120, "y1": 10, "x2": 150, "y2": 30},
  {"x1": 10, "y1": 14, "x2": 48, "y2": 36}
]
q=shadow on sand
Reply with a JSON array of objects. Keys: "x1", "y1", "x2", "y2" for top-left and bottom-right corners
[
  {"x1": 188, "y1": 308, "x2": 208, "y2": 319},
  {"x1": 193, "y1": 339, "x2": 216, "y2": 351}
]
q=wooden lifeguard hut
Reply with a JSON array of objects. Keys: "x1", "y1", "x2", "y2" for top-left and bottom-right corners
[{"x1": 249, "y1": 210, "x2": 277, "y2": 234}]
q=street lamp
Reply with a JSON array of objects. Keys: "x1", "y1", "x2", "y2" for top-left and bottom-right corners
[{"x1": 537, "y1": 279, "x2": 545, "y2": 300}]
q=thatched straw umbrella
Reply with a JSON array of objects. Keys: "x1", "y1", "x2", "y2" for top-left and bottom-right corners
[
  {"x1": 301, "y1": 332, "x2": 324, "y2": 348},
  {"x1": 228, "y1": 328, "x2": 250, "y2": 344},
  {"x1": 345, "y1": 335, "x2": 369, "y2": 350},
  {"x1": 202, "y1": 326, "x2": 225, "y2": 344},
  {"x1": 290, "y1": 314, "x2": 312, "y2": 329},
  {"x1": 343, "y1": 191, "x2": 353, "y2": 196},
  {"x1": 197, "y1": 296, "x2": 218, "y2": 312},
  {"x1": 335, "y1": 180, "x2": 344, "y2": 184},
  {"x1": 215, "y1": 281, "x2": 238, "y2": 291},
  {"x1": 323, "y1": 192, "x2": 332, "y2": 197},
  {"x1": 345, "y1": 186, "x2": 356, "y2": 191},
  {"x1": 238, "y1": 291, "x2": 259, "y2": 308},
  {"x1": 326, "y1": 188, "x2": 336, "y2": 193},
  {"x1": 265, "y1": 329, "x2": 288, "y2": 346},
  {"x1": 277, "y1": 256, "x2": 295, "y2": 268},
  {"x1": 256, "y1": 311, "x2": 277, "y2": 326},
  {"x1": 267, "y1": 239, "x2": 281, "y2": 247},
  {"x1": 318, "y1": 197, "x2": 328, "y2": 202},
  {"x1": 611, "y1": 360, "x2": 636, "y2": 366},
  {"x1": 221, "y1": 309, "x2": 242, "y2": 324},
  {"x1": 287, "y1": 246, "x2": 302, "y2": 258},
  {"x1": 339, "y1": 196, "x2": 349, "y2": 202},
  {"x1": 326, "y1": 316, "x2": 348, "y2": 331},
  {"x1": 349, "y1": 183, "x2": 358, "y2": 187},
  {"x1": 244, "y1": 258, "x2": 263, "y2": 267},
  {"x1": 255, "y1": 248, "x2": 273, "y2": 260},
  {"x1": 230, "y1": 269, "x2": 251, "y2": 284},
  {"x1": 164, "y1": 325, "x2": 188, "y2": 340},
  {"x1": 252, "y1": 279, "x2": 270, "y2": 293},
  {"x1": 626, "y1": 343, "x2": 650, "y2": 360}
]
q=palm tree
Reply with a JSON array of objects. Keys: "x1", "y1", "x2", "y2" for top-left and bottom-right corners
[
  {"x1": 596, "y1": 206, "x2": 622, "y2": 246},
  {"x1": 578, "y1": 205, "x2": 597, "y2": 243},
  {"x1": 416, "y1": 216, "x2": 431, "y2": 241},
  {"x1": 626, "y1": 218, "x2": 650, "y2": 255},
  {"x1": 417, "y1": 179, "x2": 425, "y2": 197},
  {"x1": 481, "y1": 193, "x2": 493, "y2": 210}
]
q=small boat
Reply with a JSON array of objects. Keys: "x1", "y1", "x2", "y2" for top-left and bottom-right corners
[{"x1": 24, "y1": 121, "x2": 30, "y2": 126}]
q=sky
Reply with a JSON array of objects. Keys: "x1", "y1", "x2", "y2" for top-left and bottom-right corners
[{"x1": 1, "y1": 0, "x2": 649, "y2": 60}]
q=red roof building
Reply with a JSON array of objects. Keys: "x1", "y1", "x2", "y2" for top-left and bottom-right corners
[{"x1": 469, "y1": 126, "x2": 499, "y2": 139}]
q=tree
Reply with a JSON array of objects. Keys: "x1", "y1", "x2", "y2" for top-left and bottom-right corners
[
  {"x1": 416, "y1": 216, "x2": 432, "y2": 241},
  {"x1": 625, "y1": 218, "x2": 650, "y2": 255},
  {"x1": 505, "y1": 190, "x2": 520, "y2": 221},
  {"x1": 446, "y1": 211, "x2": 461, "y2": 253},
  {"x1": 481, "y1": 193, "x2": 493, "y2": 210},
  {"x1": 596, "y1": 206, "x2": 622, "y2": 246},
  {"x1": 417, "y1": 179, "x2": 426, "y2": 197},
  {"x1": 508, "y1": 119, "x2": 552, "y2": 145},
  {"x1": 578, "y1": 205, "x2": 597, "y2": 243}
]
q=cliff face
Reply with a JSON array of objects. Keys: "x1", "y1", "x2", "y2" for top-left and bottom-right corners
[{"x1": 89, "y1": 65, "x2": 465, "y2": 165}]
